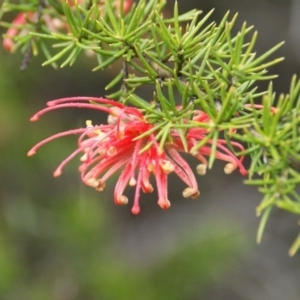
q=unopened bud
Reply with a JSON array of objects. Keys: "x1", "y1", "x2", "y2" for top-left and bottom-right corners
[
  {"x1": 80, "y1": 153, "x2": 88, "y2": 162},
  {"x1": 86, "y1": 178, "x2": 100, "y2": 188},
  {"x1": 86, "y1": 120, "x2": 93, "y2": 127},
  {"x1": 161, "y1": 160, "x2": 175, "y2": 174},
  {"x1": 182, "y1": 187, "x2": 200, "y2": 199},
  {"x1": 115, "y1": 195, "x2": 128, "y2": 205},
  {"x1": 196, "y1": 164, "x2": 207, "y2": 175},
  {"x1": 224, "y1": 163, "x2": 236, "y2": 174},
  {"x1": 95, "y1": 181, "x2": 106, "y2": 192},
  {"x1": 158, "y1": 198, "x2": 171, "y2": 210},
  {"x1": 142, "y1": 183, "x2": 153, "y2": 193},
  {"x1": 190, "y1": 147, "x2": 199, "y2": 156},
  {"x1": 129, "y1": 177, "x2": 136, "y2": 186}
]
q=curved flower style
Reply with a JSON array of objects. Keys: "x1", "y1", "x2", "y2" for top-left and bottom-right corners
[{"x1": 28, "y1": 97, "x2": 247, "y2": 214}]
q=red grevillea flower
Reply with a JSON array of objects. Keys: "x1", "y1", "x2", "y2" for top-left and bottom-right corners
[
  {"x1": 28, "y1": 97, "x2": 247, "y2": 214},
  {"x1": 2, "y1": 11, "x2": 67, "y2": 52},
  {"x1": 3, "y1": 12, "x2": 35, "y2": 52}
]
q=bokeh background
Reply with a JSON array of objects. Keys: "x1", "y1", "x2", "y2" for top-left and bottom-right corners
[{"x1": 1, "y1": 0, "x2": 300, "y2": 299}]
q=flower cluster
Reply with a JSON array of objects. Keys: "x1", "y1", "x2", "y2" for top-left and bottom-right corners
[
  {"x1": 28, "y1": 97, "x2": 247, "y2": 214},
  {"x1": 3, "y1": 0, "x2": 133, "y2": 52}
]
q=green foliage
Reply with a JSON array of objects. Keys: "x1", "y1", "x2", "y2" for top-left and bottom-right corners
[
  {"x1": 240, "y1": 77, "x2": 300, "y2": 250},
  {"x1": 1, "y1": 0, "x2": 300, "y2": 254}
]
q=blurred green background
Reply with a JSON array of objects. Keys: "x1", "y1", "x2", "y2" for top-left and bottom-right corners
[{"x1": 0, "y1": 1, "x2": 300, "y2": 299}]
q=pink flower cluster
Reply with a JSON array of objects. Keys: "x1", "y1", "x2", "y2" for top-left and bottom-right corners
[
  {"x1": 28, "y1": 97, "x2": 247, "y2": 214},
  {"x1": 3, "y1": 0, "x2": 133, "y2": 52}
]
